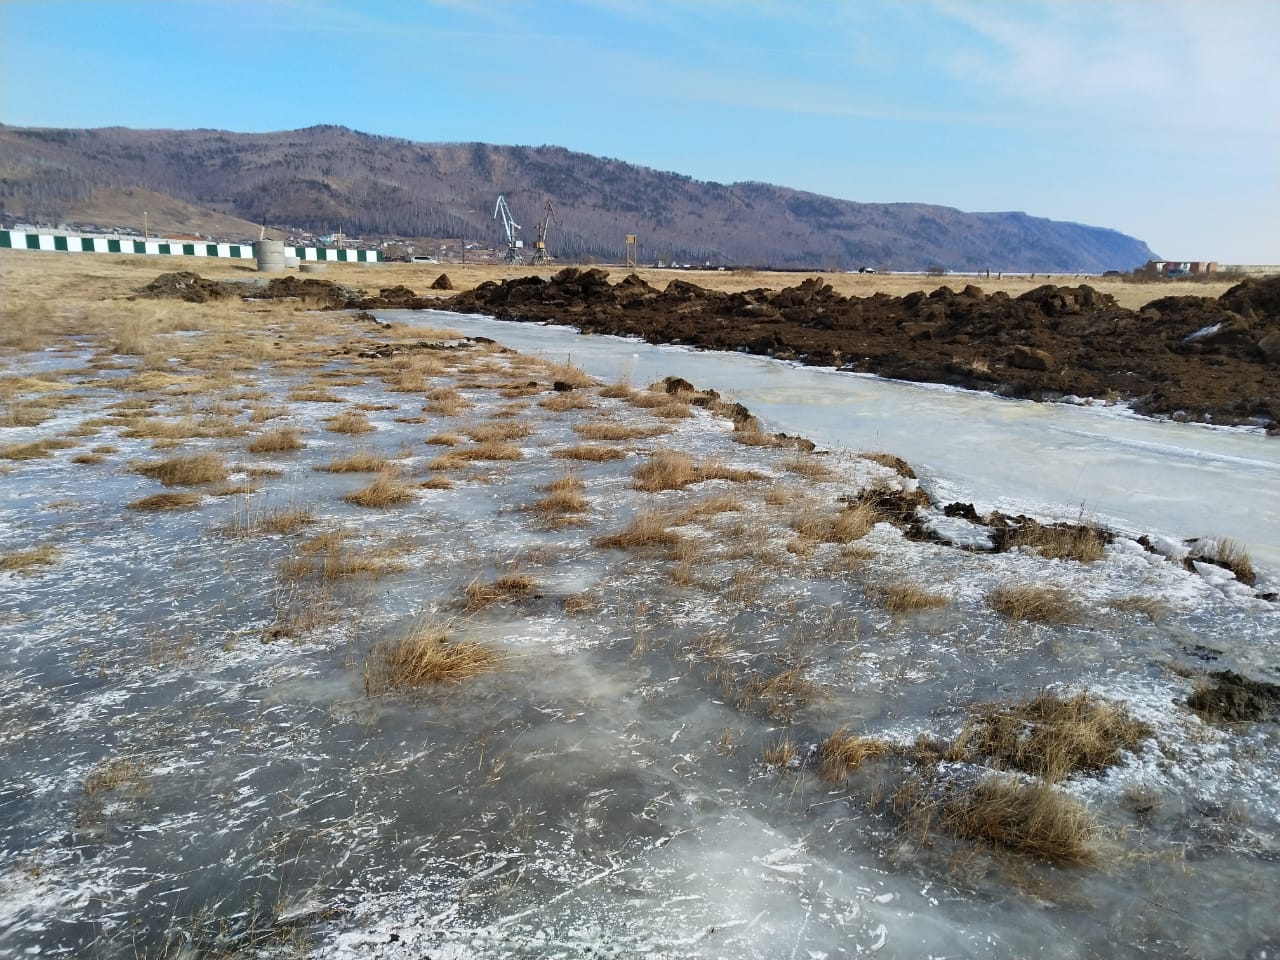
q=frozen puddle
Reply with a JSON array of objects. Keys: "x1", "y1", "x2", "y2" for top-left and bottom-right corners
[{"x1": 1, "y1": 319, "x2": 1278, "y2": 959}]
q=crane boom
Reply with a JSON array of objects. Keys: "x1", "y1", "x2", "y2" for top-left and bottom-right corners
[
  {"x1": 531, "y1": 200, "x2": 557, "y2": 265},
  {"x1": 494, "y1": 195, "x2": 523, "y2": 264}
]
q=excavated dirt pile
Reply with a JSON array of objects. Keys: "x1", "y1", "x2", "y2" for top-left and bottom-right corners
[{"x1": 449, "y1": 269, "x2": 1280, "y2": 429}]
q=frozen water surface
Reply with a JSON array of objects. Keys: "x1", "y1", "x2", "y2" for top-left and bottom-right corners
[
  {"x1": 1, "y1": 312, "x2": 1277, "y2": 959},
  {"x1": 406, "y1": 310, "x2": 1280, "y2": 570}
]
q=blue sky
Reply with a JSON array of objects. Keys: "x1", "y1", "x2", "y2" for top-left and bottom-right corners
[{"x1": 2, "y1": 0, "x2": 1276, "y2": 262}]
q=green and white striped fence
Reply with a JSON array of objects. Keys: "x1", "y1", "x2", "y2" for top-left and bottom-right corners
[{"x1": 0, "y1": 230, "x2": 381, "y2": 263}]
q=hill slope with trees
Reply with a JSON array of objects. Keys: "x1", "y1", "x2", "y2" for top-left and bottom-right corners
[{"x1": 0, "y1": 124, "x2": 1155, "y2": 272}]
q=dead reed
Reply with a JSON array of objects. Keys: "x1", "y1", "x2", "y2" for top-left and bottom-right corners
[
  {"x1": 127, "y1": 491, "x2": 203, "y2": 511},
  {"x1": 1210, "y1": 537, "x2": 1256, "y2": 585},
  {"x1": 593, "y1": 513, "x2": 682, "y2": 551},
  {"x1": 463, "y1": 421, "x2": 532, "y2": 443},
  {"x1": 131, "y1": 453, "x2": 228, "y2": 486},
  {"x1": 553, "y1": 444, "x2": 628, "y2": 462},
  {"x1": 634, "y1": 450, "x2": 763, "y2": 492},
  {"x1": 0, "y1": 544, "x2": 63, "y2": 574},
  {"x1": 464, "y1": 573, "x2": 541, "y2": 611},
  {"x1": 326, "y1": 410, "x2": 376, "y2": 434},
  {"x1": 365, "y1": 622, "x2": 498, "y2": 695},
  {"x1": 1010, "y1": 522, "x2": 1108, "y2": 564},
  {"x1": 317, "y1": 450, "x2": 389, "y2": 473},
  {"x1": 783, "y1": 454, "x2": 835, "y2": 480},
  {"x1": 247, "y1": 427, "x2": 305, "y2": 453},
  {"x1": 948, "y1": 690, "x2": 1152, "y2": 782},
  {"x1": 817, "y1": 730, "x2": 893, "y2": 783},
  {"x1": 987, "y1": 584, "x2": 1078, "y2": 623},
  {"x1": 342, "y1": 469, "x2": 416, "y2": 508},
  {"x1": 539, "y1": 391, "x2": 595, "y2": 412},
  {"x1": 573, "y1": 421, "x2": 669, "y2": 441},
  {"x1": 2, "y1": 439, "x2": 76, "y2": 460},
  {"x1": 930, "y1": 775, "x2": 1096, "y2": 863},
  {"x1": 870, "y1": 582, "x2": 949, "y2": 614}
]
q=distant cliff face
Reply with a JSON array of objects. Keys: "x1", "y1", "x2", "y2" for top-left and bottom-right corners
[{"x1": 0, "y1": 124, "x2": 1155, "y2": 272}]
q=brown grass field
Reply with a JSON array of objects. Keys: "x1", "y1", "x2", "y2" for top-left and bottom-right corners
[{"x1": 0, "y1": 248, "x2": 1234, "y2": 317}]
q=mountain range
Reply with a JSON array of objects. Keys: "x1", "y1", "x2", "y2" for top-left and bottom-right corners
[{"x1": 0, "y1": 124, "x2": 1155, "y2": 272}]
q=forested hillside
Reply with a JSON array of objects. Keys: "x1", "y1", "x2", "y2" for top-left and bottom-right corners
[{"x1": 0, "y1": 124, "x2": 1155, "y2": 271}]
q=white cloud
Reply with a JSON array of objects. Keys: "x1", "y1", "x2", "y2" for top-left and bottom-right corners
[{"x1": 932, "y1": 0, "x2": 1279, "y2": 146}]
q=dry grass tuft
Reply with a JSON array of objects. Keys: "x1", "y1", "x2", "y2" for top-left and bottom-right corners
[
  {"x1": 987, "y1": 584, "x2": 1077, "y2": 623},
  {"x1": 465, "y1": 573, "x2": 541, "y2": 610},
  {"x1": 1210, "y1": 537, "x2": 1256, "y2": 585},
  {"x1": 949, "y1": 690, "x2": 1152, "y2": 782},
  {"x1": 598, "y1": 379, "x2": 635, "y2": 400},
  {"x1": 628, "y1": 389, "x2": 692, "y2": 418},
  {"x1": 0, "y1": 544, "x2": 63, "y2": 574},
  {"x1": 72, "y1": 452, "x2": 106, "y2": 466},
  {"x1": 541, "y1": 359, "x2": 597, "y2": 388},
  {"x1": 425, "y1": 432, "x2": 462, "y2": 446},
  {"x1": 593, "y1": 512, "x2": 682, "y2": 551},
  {"x1": 633, "y1": 450, "x2": 763, "y2": 492},
  {"x1": 563, "y1": 592, "x2": 597, "y2": 614},
  {"x1": 527, "y1": 472, "x2": 589, "y2": 521},
  {"x1": 762, "y1": 736, "x2": 800, "y2": 768},
  {"x1": 118, "y1": 417, "x2": 201, "y2": 441},
  {"x1": 1106, "y1": 595, "x2": 1166, "y2": 621},
  {"x1": 425, "y1": 387, "x2": 473, "y2": 416},
  {"x1": 279, "y1": 533, "x2": 410, "y2": 581},
  {"x1": 818, "y1": 730, "x2": 893, "y2": 783},
  {"x1": 248, "y1": 427, "x2": 305, "y2": 453},
  {"x1": 933, "y1": 775, "x2": 1096, "y2": 863},
  {"x1": 859, "y1": 451, "x2": 917, "y2": 477},
  {"x1": 635, "y1": 450, "x2": 700, "y2": 491},
  {"x1": 326, "y1": 410, "x2": 376, "y2": 434},
  {"x1": 226, "y1": 503, "x2": 314, "y2": 538},
  {"x1": 827, "y1": 501, "x2": 884, "y2": 542},
  {"x1": 84, "y1": 756, "x2": 148, "y2": 797},
  {"x1": 553, "y1": 443, "x2": 628, "y2": 462},
  {"x1": 2, "y1": 438, "x2": 76, "y2": 460},
  {"x1": 728, "y1": 664, "x2": 819, "y2": 722},
  {"x1": 539, "y1": 390, "x2": 595, "y2": 412},
  {"x1": 672, "y1": 493, "x2": 744, "y2": 524},
  {"x1": 131, "y1": 453, "x2": 228, "y2": 486},
  {"x1": 783, "y1": 454, "x2": 835, "y2": 480},
  {"x1": 573, "y1": 421, "x2": 670, "y2": 441},
  {"x1": 317, "y1": 450, "x2": 389, "y2": 473},
  {"x1": 287, "y1": 384, "x2": 343, "y2": 403},
  {"x1": 464, "y1": 420, "x2": 532, "y2": 443},
  {"x1": 429, "y1": 442, "x2": 524, "y2": 469},
  {"x1": 127, "y1": 491, "x2": 203, "y2": 511},
  {"x1": 365, "y1": 623, "x2": 498, "y2": 695},
  {"x1": 1010, "y1": 523, "x2": 1108, "y2": 563},
  {"x1": 870, "y1": 582, "x2": 949, "y2": 614},
  {"x1": 343, "y1": 468, "x2": 417, "y2": 508}
]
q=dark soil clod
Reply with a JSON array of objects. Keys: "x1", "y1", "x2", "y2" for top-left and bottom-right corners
[{"x1": 1187, "y1": 671, "x2": 1280, "y2": 723}]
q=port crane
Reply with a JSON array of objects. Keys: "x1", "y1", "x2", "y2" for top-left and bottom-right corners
[
  {"x1": 531, "y1": 200, "x2": 558, "y2": 265},
  {"x1": 494, "y1": 195, "x2": 523, "y2": 264}
]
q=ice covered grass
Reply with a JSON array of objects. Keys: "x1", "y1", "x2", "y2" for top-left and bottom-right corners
[
  {"x1": 364, "y1": 622, "x2": 499, "y2": 694},
  {"x1": 1, "y1": 265, "x2": 1279, "y2": 959}
]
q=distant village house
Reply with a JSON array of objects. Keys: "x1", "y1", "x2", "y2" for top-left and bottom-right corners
[{"x1": 1140, "y1": 260, "x2": 1218, "y2": 278}]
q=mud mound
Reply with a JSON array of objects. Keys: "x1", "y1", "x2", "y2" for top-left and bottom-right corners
[
  {"x1": 262, "y1": 275, "x2": 356, "y2": 307},
  {"x1": 1187, "y1": 671, "x2": 1280, "y2": 723},
  {"x1": 446, "y1": 272, "x2": 1280, "y2": 428},
  {"x1": 431, "y1": 273, "x2": 453, "y2": 291},
  {"x1": 138, "y1": 271, "x2": 236, "y2": 302}
]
